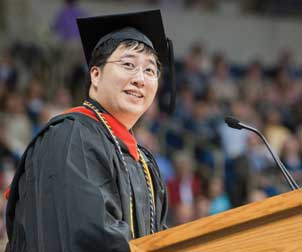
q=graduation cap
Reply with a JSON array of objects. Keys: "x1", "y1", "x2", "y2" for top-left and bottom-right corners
[{"x1": 76, "y1": 9, "x2": 175, "y2": 113}]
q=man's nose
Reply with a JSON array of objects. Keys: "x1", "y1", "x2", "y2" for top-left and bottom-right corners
[{"x1": 131, "y1": 67, "x2": 145, "y2": 87}]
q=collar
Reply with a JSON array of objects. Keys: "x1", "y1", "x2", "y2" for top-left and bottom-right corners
[
  {"x1": 102, "y1": 113, "x2": 139, "y2": 161},
  {"x1": 63, "y1": 99, "x2": 139, "y2": 161}
]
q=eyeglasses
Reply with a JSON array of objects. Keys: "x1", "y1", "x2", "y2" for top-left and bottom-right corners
[{"x1": 105, "y1": 60, "x2": 160, "y2": 81}]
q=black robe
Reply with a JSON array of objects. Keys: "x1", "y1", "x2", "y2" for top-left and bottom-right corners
[{"x1": 5, "y1": 101, "x2": 168, "y2": 252}]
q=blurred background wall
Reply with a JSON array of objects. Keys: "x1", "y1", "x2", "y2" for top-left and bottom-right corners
[{"x1": 2, "y1": 0, "x2": 302, "y2": 64}]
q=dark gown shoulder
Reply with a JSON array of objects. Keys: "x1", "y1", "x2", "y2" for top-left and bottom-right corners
[{"x1": 6, "y1": 112, "x2": 131, "y2": 252}]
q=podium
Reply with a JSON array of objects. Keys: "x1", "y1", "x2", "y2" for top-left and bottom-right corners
[{"x1": 130, "y1": 190, "x2": 302, "y2": 252}]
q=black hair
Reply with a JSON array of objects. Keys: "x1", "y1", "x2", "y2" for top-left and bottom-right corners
[{"x1": 85, "y1": 39, "x2": 161, "y2": 98}]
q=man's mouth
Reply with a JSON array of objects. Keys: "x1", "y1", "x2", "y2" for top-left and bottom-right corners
[{"x1": 124, "y1": 90, "x2": 144, "y2": 98}]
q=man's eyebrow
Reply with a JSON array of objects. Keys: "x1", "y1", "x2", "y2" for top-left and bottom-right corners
[
  {"x1": 120, "y1": 54, "x2": 135, "y2": 59},
  {"x1": 120, "y1": 54, "x2": 157, "y2": 66},
  {"x1": 147, "y1": 58, "x2": 157, "y2": 66}
]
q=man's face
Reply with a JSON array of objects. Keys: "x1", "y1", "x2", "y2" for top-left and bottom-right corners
[{"x1": 90, "y1": 44, "x2": 159, "y2": 128}]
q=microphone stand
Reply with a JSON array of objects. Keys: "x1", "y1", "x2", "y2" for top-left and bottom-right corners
[{"x1": 225, "y1": 116, "x2": 300, "y2": 191}]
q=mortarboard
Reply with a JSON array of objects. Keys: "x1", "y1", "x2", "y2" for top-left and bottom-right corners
[{"x1": 76, "y1": 9, "x2": 175, "y2": 113}]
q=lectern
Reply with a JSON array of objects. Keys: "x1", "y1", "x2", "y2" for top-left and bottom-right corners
[{"x1": 130, "y1": 190, "x2": 302, "y2": 252}]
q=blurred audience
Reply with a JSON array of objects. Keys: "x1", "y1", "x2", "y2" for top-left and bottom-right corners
[
  {"x1": 0, "y1": 51, "x2": 18, "y2": 92},
  {"x1": 209, "y1": 52, "x2": 238, "y2": 103},
  {"x1": 239, "y1": 61, "x2": 266, "y2": 107},
  {"x1": 247, "y1": 189, "x2": 267, "y2": 203},
  {"x1": 280, "y1": 134, "x2": 302, "y2": 185},
  {"x1": 2, "y1": 93, "x2": 32, "y2": 158},
  {"x1": 167, "y1": 151, "x2": 202, "y2": 224},
  {"x1": 0, "y1": 27, "x2": 302, "y2": 244},
  {"x1": 25, "y1": 78, "x2": 46, "y2": 134},
  {"x1": 263, "y1": 107, "x2": 291, "y2": 155},
  {"x1": 208, "y1": 177, "x2": 231, "y2": 215},
  {"x1": 0, "y1": 121, "x2": 18, "y2": 191},
  {"x1": 176, "y1": 42, "x2": 209, "y2": 99},
  {"x1": 47, "y1": 86, "x2": 73, "y2": 118},
  {"x1": 167, "y1": 151, "x2": 202, "y2": 207}
]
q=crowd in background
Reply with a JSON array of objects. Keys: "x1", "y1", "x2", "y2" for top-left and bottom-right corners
[
  {"x1": 139, "y1": 43, "x2": 302, "y2": 225},
  {"x1": 0, "y1": 0, "x2": 302, "y2": 248}
]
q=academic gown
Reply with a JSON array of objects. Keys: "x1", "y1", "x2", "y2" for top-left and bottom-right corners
[{"x1": 5, "y1": 100, "x2": 168, "y2": 252}]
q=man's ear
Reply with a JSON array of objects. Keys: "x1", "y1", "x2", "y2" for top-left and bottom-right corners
[{"x1": 90, "y1": 66, "x2": 102, "y2": 89}]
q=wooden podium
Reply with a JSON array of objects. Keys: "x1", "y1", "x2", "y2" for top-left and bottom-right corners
[{"x1": 130, "y1": 190, "x2": 302, "y2": 252}]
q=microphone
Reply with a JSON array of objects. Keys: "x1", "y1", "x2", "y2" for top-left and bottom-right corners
[{"x1": 224, "y1": 116, "x2": 300, "y2": 191}]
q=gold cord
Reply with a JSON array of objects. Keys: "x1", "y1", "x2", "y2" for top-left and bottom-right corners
[
  {"x1": 83, "y1": 100, "x2": 156, "y2": 235},
  {"x1": 138, "y1": 150, "x2": 155, "y2": 205},
  {"x1": 83, "y1": 101, "x2": 135, "y2": 238}
]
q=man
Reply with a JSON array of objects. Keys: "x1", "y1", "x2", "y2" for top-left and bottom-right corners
[{"x1": 5, "y1": 10, "x2": 175, "y2": 252}]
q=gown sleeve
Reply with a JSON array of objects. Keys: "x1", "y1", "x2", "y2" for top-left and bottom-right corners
[{"x1": 14, "y1": 117, "x2": 131, "y2": 252}]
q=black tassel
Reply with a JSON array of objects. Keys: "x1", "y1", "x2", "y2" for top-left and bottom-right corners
[{"x1": 166, "y1": 38, "x2": 176, "y2": 114}]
